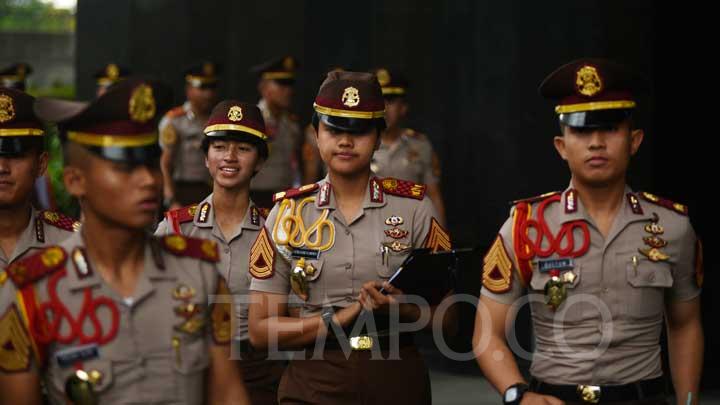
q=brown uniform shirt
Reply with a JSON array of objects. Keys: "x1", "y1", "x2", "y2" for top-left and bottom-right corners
[
  {"x1": 159, "y1": 102, "x2": 212, "y2": 183},
  {"x1": 250, "y1": 176, "x2": 450, "y2": 316},
  {"x1": 371, "y1": 129, "x2": 440, "y2": 185},
  {"x1": 481, "y1": 185, "x2": 701, "y2": 385},
  {"x1": 0, "y1": 208, "x2": 77, "y2": 316},
  {"x1": 155, "y1": 194, "x2": 265, "y2": 341},
  {"x1": 250, "y1": 99, "x2": 301, "y2": 193},
  {"x1": 1, "y1": 232, "x2": 230, "y2": 404}
]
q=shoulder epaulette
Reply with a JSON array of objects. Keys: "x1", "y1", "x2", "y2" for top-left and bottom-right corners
[
  {"x1": 164, "y1": 105, "x2": 185, "y2": 119},
  {"x1": 39, "y1": 211, "x2": 80, "y2": 232},
  {"x1": 167, "y1": 204, "x2": 198, "y2": 224},
  {"x1": 272, "y1": 183, "x2": 320, "y2": 203},
  {"x1": 5, "y1": 246, "x2": 68, "y2": 288},
  {"x1": 160, "y1": 235, "x2": 219, "y2": 263},
  {"x1": 380, "y1": 177, "x2": 426, "y2": 200},
  {"x1": 639, "y1": 192, "x2": 689, "y2": 216},
  {"x1": 257, "y1": 207, "x2": 270, "y2": 219},
  {"x1": 511, "y1": 191, "x2": 562, "y2": 206}
]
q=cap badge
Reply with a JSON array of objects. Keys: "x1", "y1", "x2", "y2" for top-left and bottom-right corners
[
  {"x1": 107, "y1": 64, "x2": 119, "y2": 80},
  {"x1": 575, "y1": 65, "x2": 603, "y2": 97},
  {"x1": 203, "y1": 62, "x2": 215, "y2": 76},
  {"x1": 283, "y1": 57, "x2": 295, "y2": 71},
  {"x1": 376, "y1": 69, "x2": 391, "y2": 86},
  {"x1": 0, "y1": 94, "x2": 16, "y2": 123},
  {"x1": 227, "y1": 106, "x2": 243, "y2": 122},
  {"x1": 128, "y1": 84, "x2": 156, "y2": 123},
  {"x1": 342, "y1": 86, "x2": 360, "y2": 108}
]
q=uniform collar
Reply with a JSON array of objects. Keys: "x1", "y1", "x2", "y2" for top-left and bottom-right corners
[
  {"x1": 314, "y1": 175, "x2": 387, "y2": 211},
  {"x1": 63, "y1": 232, "x2": 176, "y2": 298},
  {"x1": 182, "y1": 101, "x2": 196, "y2": 120},
  {"x1": 193, "y1": 194, "x2": 215, "y2": 229},
  {"x1": 10, "y1": 206, "x2": 46, "y2": 260}
]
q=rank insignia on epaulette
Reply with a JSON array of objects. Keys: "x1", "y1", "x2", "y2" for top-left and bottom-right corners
[
  {"x1": 0, "y1": 305, "x2": 33, "y2": 372},
  {"x1": 482, "y1": 235, "x2": 513, "y2": 293},
  {"x1": 381, "y1": 178, "x2": 426, "y2": 200},
  {"x1": 511, "y1": 191, "x2": 561, "y2": 206},
  {"x1": 164, "y1": 235, "x2": 188, "y2": 254},
  {"x1": 198, "y1": 202, "x2": 210, "y2": 223},
  {"x1": 250, "y1": 228, "x2": 275, "y2": 279},
  {"x1": 639, "y1": 192, "x2": 689, "y2": 216},
  {"x1": 40, "y1": 211, "x2": 80, "y2": 233},
  {"x1": 423, "y1": 218, "x2": 451, "y2": 253}
]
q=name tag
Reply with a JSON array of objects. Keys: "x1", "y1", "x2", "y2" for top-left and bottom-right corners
[
  {"x1": 55, "y1": 344, "x2": 100, "y2": 368},
  {"x1": 536, "y1": 258, "x2": 575, "y2": 273},
  {"x1": 291, "y1": 248, "x2": 320, "y2": 260}
]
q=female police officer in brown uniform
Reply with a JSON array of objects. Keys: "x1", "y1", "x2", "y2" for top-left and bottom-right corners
[
  {"x1": 157, "y1": 100, "x2": 286, "y2": 404},
  {"x1": 248, "y1": 71, "x2": 452, "y2": 404}
]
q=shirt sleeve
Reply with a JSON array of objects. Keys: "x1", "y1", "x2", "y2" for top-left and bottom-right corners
[
  {"x1": 480, "y1": 210, "x2": 526, "y2": 305},
  {"x1": 248, "y1": 202, "x2": 291, "y2": 295},
  {"x1": 668, "y1": 218, "x2": 702, "y2": 302}
]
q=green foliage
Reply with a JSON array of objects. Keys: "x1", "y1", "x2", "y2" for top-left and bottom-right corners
[{"x1": 0, "y1": 0, "x2": 75, "y2": 33}]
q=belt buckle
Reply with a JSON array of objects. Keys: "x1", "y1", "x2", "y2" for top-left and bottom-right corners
[
  {"x1": 349, "y1": 336, "x2": 373, "y2": 351},
  {"x1": 577, "y1": 385, "x2": 601, "y2": 404}
]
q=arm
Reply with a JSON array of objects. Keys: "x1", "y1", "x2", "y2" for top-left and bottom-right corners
[
  {"x1": 160, "y1": 147, "x2": 177, "y2": 208},
  {"x1": 473, "y1": 296, "x2": 563, "y2": 405},
  {"x1": 425, "y1": 183, "x2": 446, "y2": 226},
  {"x1": 207, "y1": 344, "x2": 250, "y2": 405},
  {"x1": 248, "y1": 291, "x2": 362, "y2": 350},
  {"x1": 666, "y1": 296, "x2": 703, "y2": 405},
  {"x1": 0, "y1": 370, "x2": 43, "y2": 405}
]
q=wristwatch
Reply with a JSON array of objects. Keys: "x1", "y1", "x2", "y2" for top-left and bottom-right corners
[{"x1": 503, "y1": 383, "x2": 529, "y2": 405}]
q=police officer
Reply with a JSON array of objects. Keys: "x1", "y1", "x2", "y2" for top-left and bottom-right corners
[
  {"x1": 156, "y1": 100, "x2": 285, "y2": 404},
  {"x1": 160, "y1": 62, "x2": 218, "y2": 208},
  {"x1": 248, "y1": 71, "x2": 452, "y2": 404},
  {"x1": 0, "y1": 63, "x2": 32, "y2": 91},
  {"x1": 371, "y1": 67, "x2": 445, "y2": 224},
  {"x1": 0, "y1": 78, "x2": 249, "y2": 404},
  {"x1": 0, "y1": 87, "x2": 78, "y2": 334},
  {"x1": 249, "y1": 56, "x2": 303, "y2": 207},
  {"x1": 473, "y1": 59, "x2": 703, "y2": 404},
  {"x1": 94, "y1": 63, "x2": 131, "y2": 97}
]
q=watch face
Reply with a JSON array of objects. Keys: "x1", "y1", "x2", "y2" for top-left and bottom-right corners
[{"x1": 505, "y1": 387, "x2": 518, "y2": 402}]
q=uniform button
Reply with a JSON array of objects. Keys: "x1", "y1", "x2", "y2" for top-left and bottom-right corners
[
  {"x1": 648, "y1": 273, "x2": 656, "y2": 282},
  {"x1": 345, "y1": 229, "x2": 351, "y2": 236},
  {"x1": 224, "y1": 247, "x2": 230, "y2": 254},
  {"x1": 345, "y1": 263, "x2": 352, "y2": 270}
]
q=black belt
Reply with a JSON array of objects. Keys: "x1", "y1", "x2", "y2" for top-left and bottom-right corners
[
  {"x1": 320, "y1": 332, "x2": 415, "y2": 351},
  {"x1": 530, "y1": 376, "x2": 665, "y2": 403},
  {"x1": 237, "y1": 339, "x2": 255, "y2": 354}
]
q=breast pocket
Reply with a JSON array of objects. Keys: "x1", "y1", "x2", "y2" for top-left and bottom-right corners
[
  {"x1": 528, "y1": 265, "x2": 585, "y2": 322},
  {"x1": 172, "y1": 333, "x2": 210, "y2": 404},
  {"x1": 290, "y1": 257, "x2": 325, "y2": 306},
  {"x1": 48, "y1": 358, "x2": 114, "y2": 403},
  {"x1": 623, "y1": 254, "x2": 674, "y2": 320},
  {"x1": 376, "y1": 249, "x2": 412, "y2": 279}
]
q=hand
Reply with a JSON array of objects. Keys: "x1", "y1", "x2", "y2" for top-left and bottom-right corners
[
  {"x1": 520, "y1": 392, "x2": 565, "y2": 405},
  {"x1": 333, "y1": 301, "x2": 362, "y2": 328},
  {"x1": 358, "y1": 280, "x2": 404, "y2": 313}
]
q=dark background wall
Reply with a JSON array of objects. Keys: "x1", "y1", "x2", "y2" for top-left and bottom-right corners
[{"x1": 76, "y1": 0, "x2": 716, "y2": 383}]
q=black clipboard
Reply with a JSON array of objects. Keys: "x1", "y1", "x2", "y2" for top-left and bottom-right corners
[{"x1": 381, "y1": 248, "x2": 473, "y2": 306}]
